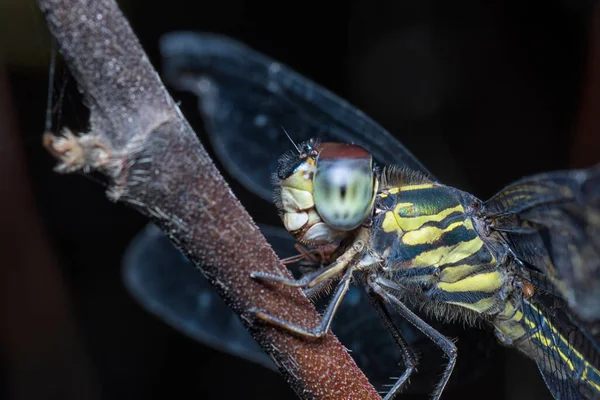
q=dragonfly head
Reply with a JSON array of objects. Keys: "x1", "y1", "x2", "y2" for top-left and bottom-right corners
[{"x1": 274, "y1": 139, "x2": 378, "y2": 244}]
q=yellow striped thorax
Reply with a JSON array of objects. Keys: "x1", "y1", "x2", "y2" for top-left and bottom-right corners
[
  {"x1": 371, "y1": 180, "x2": 508, "y2": 316},
  {"x1": 274, "y1": 139, "x2": 378, "y2": 245}
]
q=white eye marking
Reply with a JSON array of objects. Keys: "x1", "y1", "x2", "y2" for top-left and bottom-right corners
[
  {"x1": 280, "y1": 187, "x2": 314, "y2": 211},
  {"x1": 284, "y1": 212, "x2": 308, "y2": 232},
  {"x1": 304, "y1": 222, "x2": 341, "y2": 244}
]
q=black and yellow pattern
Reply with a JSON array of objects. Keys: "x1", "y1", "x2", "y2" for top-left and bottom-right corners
[
  {"x1": 370, "y1": 182, "x2": 505, "y2": 316},
  {"x1": 366, "y1": 172, "x2": 600, "y2": 400},
  {"x1": 495, "y1": 299, "x2": 600, "y2": 399}
]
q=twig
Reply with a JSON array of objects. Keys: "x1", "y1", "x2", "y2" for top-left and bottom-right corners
[{"x1": 35, "y1": 0, "x2": 381, "y2": 398}]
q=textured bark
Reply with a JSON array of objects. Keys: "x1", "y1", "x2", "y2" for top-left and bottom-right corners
[{"x1": 36, "y1": 0, "x2": 380, "y2": 398}]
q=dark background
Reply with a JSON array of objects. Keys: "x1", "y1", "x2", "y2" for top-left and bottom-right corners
[{"x1": 1, "y1": 0, "x2": 599, "y2": 399}]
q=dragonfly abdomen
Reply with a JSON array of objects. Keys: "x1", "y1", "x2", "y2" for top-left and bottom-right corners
[{"x1": 495, "y1": 299, "x2": 600, "y2": 399}]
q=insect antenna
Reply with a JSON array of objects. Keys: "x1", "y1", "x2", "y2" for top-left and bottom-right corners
[{"x1": 280, "y1": 124, "x2": 301, "y2": 153}]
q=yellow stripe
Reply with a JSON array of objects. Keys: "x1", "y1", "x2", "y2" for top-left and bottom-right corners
[
  {"x1": 494, "y1": 302, "x2": 527, "y2": 341},
  {"x1": 413, "y1": 237, "x2": 484, "y2": 267},
  {"x1": 495, "y1": 324, "x2": 526, "y2": 342},
  {"x1": 534, "y1": 320, "x2": 592, "y2": 368},
  {"x1": 503, "y1": 303, "x2": 524, "y2": 322},
  {"x1": 395, "y1": 204, "x2": 464, "y2": 231},
  {"x1": 440, "y1": 264, "x2": 479, "y2": 283},
  {"x1": 382, "y1": 211, "x2": 399, "y2": 233},
  {"x1": 402, "y1": 221, "x2": 464, "y2": 245},
  {"x1": 437, "y1": 271, "x2": 503, "y2": 293},
  {"x1": 463, "y1": 218, "x2": 474, "y2": 230},
  {"x1": 500, "y1": 302, "x2": 524, "y2": 323},
  {"x1": 524, "y1": 304, "x2": 600, "y2": 392},
  {"x1": 527, "y1": 303, "x2": 588, "y2": 357},
  {"x1": 448, "y1": 297, "x2": 497, "y2": 313},
  {"x1": 400, "y1": 184, "x2": 434, "y2": 191},
  {"x1": 524, "y1": 316, "x2": 536, "y2": 330},
  {"x1": 441, "y1": 237, "x2": 484, "y2": 266},
  {"x1": 530, "y1": 331, "x2": 576, "y2": 372},
  {"x1": 583, "y1": 366, "x2": 600, "y2": 392}
]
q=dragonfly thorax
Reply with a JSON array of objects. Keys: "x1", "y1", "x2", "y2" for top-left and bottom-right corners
[{"x1": 370, "y1": 180, "x2": 511, "y2": 317}]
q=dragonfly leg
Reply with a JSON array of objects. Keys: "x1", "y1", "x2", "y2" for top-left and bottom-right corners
[
  {"x1": 251, "y1": 235, "x2": 362, "y2": 288},
  {"x1": 251, "y1": 264, "x2": 332, "y2": 288},
  {"x1": 303, "y1": 280, "x2": 333, "y2": 300},
  {"x1": 365, "y1": 288, "x2": 418, "y2": 400},
  {"x1": 369, "y1": 277, "x2": 457, "y2": 400},
  {"x1": 252, "y1": 267, "x2": 354, "y2": 339},
  {"x1": 280, "y1": 243, "x2": 320, "y2": 265}
]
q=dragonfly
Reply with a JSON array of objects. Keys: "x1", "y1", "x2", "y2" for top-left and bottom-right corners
[
  {"x1": 124, "y1": 32, "x2": 600, "y2": 399},
  {"x1": 125, "y1": 34, "x2": 499, "y2": 397}
]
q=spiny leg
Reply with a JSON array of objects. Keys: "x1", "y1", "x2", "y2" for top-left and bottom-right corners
[
  {"x1": 280, "y1": 243, "x2": 320, "y2": 265},
  {"x1": 370, "y1": 278, "x2": 457, "y2": 400},
  {"x1": 251, "y1": 258, "x2": 342, "y2": 289},
  {"x1": 303, "y1": 280, "x2": 333, "y2": 300},
  {"x1": 252, "y1": 228, "x2": 369, "y2": 289},
  {"x1": 251, "y1": 238, "x2": 361, "y2": 289},
  {"x1": 365, "y1": 288, "x2": 418, "y2": 400},
  {"x1": 280, "y1": 252, "x2": 310, "y2": 265},
  {"x1": 252, "y1": 267, "x2": 355, "y2": 339},
  {"x1": 280, "y1": 245, "x2": 329, "y2": 295}
]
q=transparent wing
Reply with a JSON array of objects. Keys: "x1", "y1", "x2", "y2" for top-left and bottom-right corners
[
  {"x1": 123, "y1": 223, "x2": 495, "y2": 394},
  {"x1": 159, "y1": 32, "x2": 436, "y2": 202},
  {"x1": 521, "y1": 297, "x2": 600, "y2": 400},
  {"x1": 484, "y1": 164, "x2": 600, "y2": 321},
  {"x1": 122, "y1": 223, "x2": 279, "y2": 371}
]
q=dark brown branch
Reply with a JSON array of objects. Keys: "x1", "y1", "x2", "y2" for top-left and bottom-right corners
[{"x1": 36, "y1": 0, "x2": 380, "y2": 399}]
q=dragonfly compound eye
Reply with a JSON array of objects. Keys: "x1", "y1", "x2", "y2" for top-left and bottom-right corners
[{"x1": 313, "y1": 143, "x2": 377, "y2": 231}]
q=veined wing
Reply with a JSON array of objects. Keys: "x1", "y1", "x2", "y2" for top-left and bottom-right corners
[
  {"x1": 516, "y1": 298, "x2": 600, "y2": 399},
  {"x1": 122, "y1": 223, "x2": 279, "y2": 371},
  {"x1": 123, "y1": 223, "x2": 496, "y2": 395},
  {"x1": 159, "y1": 32, "x2": 436, "y2": 202},
  {"x1": 483, "y1": 164, "x2": 600, "y2": 321}
]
